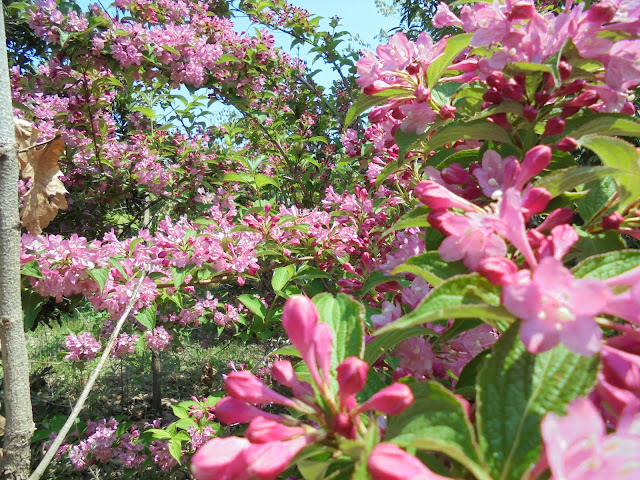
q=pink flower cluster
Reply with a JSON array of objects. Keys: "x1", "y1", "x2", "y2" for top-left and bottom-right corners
[
  {"x1": 64, "y1": 332, "x2": 101, "y2": 362},
  {"x1": 190, "y1": 295, "x2": 419, "y2": 480}
]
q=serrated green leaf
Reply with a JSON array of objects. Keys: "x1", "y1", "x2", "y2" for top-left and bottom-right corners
[
  {"x1": 427, "y1": 33, "x2": 472, "y2": 88},
  {"x1": 374, "y1": 275, "x2": 514, "y2": 336},
  {"x1": 170, "y1": 266, "x2": 190, "y2": 289},
  {"x1": 576, "y1": 176, "x2": 617, "y2": 225},
  {"x1": 272, "y1": 265, "x2": 294, "y2": 292},
  {"x1": 534, "y1": 165, "x2": 621, "y2": 197},
  {"x1": 386, "y1": 381, "x2": 490, "y2": 480},
  {"x1": 136, "y1": 306, "x2": 156, "y2": 330},
  {"x1": 88, "y1": 267, "x2": 110, "y2": 294},
  {"x1": 173, "y1": 417, "x2": 197, "y2": 430},
  {"x1": 22, "y1": 288, "x2": 45, "y2": 331},
  {"x1": 238, "y1": 294, "x2": 267, "y2": 319},
  {"x1": 313, "y1": 294, "x2": 365, "y2": 370},
  {"x1": 146, "y1": 428, "x2": 171, "y2": 440},
  {"x1": 364, "y1": 326, "x2": 438, "y2": 365},
  {"x1": 568, "y1": 113, "x2": 640, "y2": 139},
  {"x1": 579, "y1": 135, "x2": 640, "y2": 210},
  {"x1": 223, "y1": 172, "x2": 254, "y2": 183},
  {"x1": 171, "y1": 405, "x2": 189, "y2": 419},
  {"x1": 425, "y1": 120, "x2": 512, "y2": 152},
  {"x1": 391, "y1": 251, "x2": 468, "y2": 287},
  {"x1": 21, "y1": 259, "x2": 43, "y2": 278},
  {"x1": 476, "y1": 324, "x2": 599, "y2": 480},
  {"x1": 131, "y1": 106, "x2": 157, "y2": 120},
  {"x1": 168, "y1": 438, "x2": 182, "y2": 464},
  {"x1": 571, "y1": 249, "x2": 640, "y2": 280},
  {"x1": 395, "y1": 128, "x2": 422, "y2": 161},
  {"x1": 255, "y1": 173, "x2": 279, "y2": 188},
  {"x1": 381, "y1": 206, "x2": 430, "y2": 238}
]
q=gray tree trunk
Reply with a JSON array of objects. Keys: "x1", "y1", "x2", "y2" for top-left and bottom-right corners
[{"x1": 0, "y1": 6, "x2": 34, "y2": 478}]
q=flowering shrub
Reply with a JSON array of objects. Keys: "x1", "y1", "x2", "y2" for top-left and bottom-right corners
[{"x1": 11, "y1": 0, "x2": 640, "y2": 478}]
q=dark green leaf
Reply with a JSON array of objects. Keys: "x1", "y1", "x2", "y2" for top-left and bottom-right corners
[
  {"x1": 391, "y1": 252, "x2": 468, "y2": 287},
  {"x1": 571, "y1": 249, "x2": 640, "y2": 280}
]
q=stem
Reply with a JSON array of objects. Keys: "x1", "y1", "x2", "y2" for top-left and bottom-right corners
[
  {"x1": 29, "y1": 271, "x2": 148, "y2": 480},
  {"x1": 151, "y1": 350, "x2": 162, "y2": 413},
  {"x1": 595, "y1": 317, "x2": 640, "y2": 342}
]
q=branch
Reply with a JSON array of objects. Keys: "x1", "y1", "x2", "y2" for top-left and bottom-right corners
[
  {"x1": 28, "y1": 270, "x2": 148, "y2": 480},
  {"x1": 17, "y1": 135, "x2": 61, "y2": 154}
]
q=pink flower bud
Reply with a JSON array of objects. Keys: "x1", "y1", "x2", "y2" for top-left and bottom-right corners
[
  {"x1": 271, "y1": 360, "x2": 314, "y2": 399},
  {"x1": 246, "y1": 416, "x2": 307, "y2": 443},
  {"x1": 543, "y1": 117, "x2": 565, "y2": 137},
  {"x1": 191, "y1": 437, "x2": 251, "y2": 480},
  {"x1": 282, "y1": 297, "x2": 322, "y2": 387},
  {"x1": 414, "y1": 85, "x2": 430, "y2": 103},
  {"x1": 521, "y1": 187, "x2": 551, "y2": 217},
  {"x1": 483, "y1": 88, "x2": 503, "y2": 104},
  {"x1": 478, "y1": 257, "x2": 518, "y2": 286},
  {"x1": 245, "y1": 436, "x2": 313, "y2": 480},
  {"x1": 357, "y1": 383, "x2": 413, "y2": 415},
  {"x1": 333, "y1": 412, "x2": 357, "y2": 439},
  {"x1": 555, "y1": 136, "x2": 578, "y2": 152},
  {"x1": 602, "y1": 212, "x2": 624, "y2": 231},
  {"x1": 586, "y1": 1, "x2": 616, "y2": 23},
  {"x1": 621, "y1": 102, "x2": 636, "y2": 115},
  {"x1": 566, "y1": 91, "x2": 599, "y2": 108},
  {"x1": 313, "y1": 323, "x2": 333, "y2": 384},
  {"x1": 215, "y1": 397, "x2": 282, "y2": 425},
  {"x1": 488, "y1": 112, "x2": 510, "y2": 130},
  {"x1": 337, "y1": 357, "x2": 368, "y2": 400},
  {"x1": 368, "y1": 443, "x2": 451, "y2": 480},
  {"x1": 515, "y1": 145, "x2": 552, "y2": 189},
  {"x1": 486, "y1": 71, "x2": 506, "y2": 89},
  {"x1": 415, "y1": 180, "x2": 477, "y2": 211},
  {"x1": 535, "y1": 90, "x2": 551, "y2": 106},
  {"x1": 523, "y1": 106, "x2": 538, "y2": 122},
  {"x1": 558, "y1": 59, "x2": 572, "y2": 81},
  {"x1": 559, "y1": 79, "x2": 586, "y2": 96},
  {"x1": 439, "y1": 104, "x2": 456, "y2": 119},
  {"x1": 535, "y1": 208, "x2": 573, "y2": 232},
  {"x1": 226, "y1": 371, "x2": 299, "y2": 409},
  {"x1": 561, "y1": 106, "x2": 581, "y2": 119},
  {"x1": 441, "y1": 163, "x2": 474, "y2": 186}
]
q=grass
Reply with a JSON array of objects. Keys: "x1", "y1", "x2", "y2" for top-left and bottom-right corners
[{"x1": 10, "y1": 301, "x2": 277, "y2": 478}]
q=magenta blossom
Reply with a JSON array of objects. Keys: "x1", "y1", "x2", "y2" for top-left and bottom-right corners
[
  {"x1": 368, "y1": 443, "x2": 452, "y2": 480},
  {"x1": 503, "y1": 256, "x2": 611, "y2": 355}
]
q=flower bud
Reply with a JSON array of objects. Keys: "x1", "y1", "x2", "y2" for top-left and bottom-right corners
[
  {"x1": 535, "y1": 208, "x2": 573, "y2": 232},
  {"x1": 566, "y1": 90, "x2": 599, "y2": 108},
  {"x1": 602, "y1": 212, "x2": 625, "y2": 231},
  {"x1": 441, "y1": 163, "x2": 474, "y2": 185},
  {"x1": 357, "y1": 383, "x2": 414, "y2": 415},
  {"x1": 191, "y1": 437, "x2": 251, "y2": 480},
  {"x1": 368, "y1": 443, "x2": 451, "y2": 480},
  {"x1": 333, "y1": 412, "x2": 357, "y2": 439},
  {"x1": 246, "y1": 416, "x2": 306, "y2": 444},
  {"x1": 586, "y1": 1, "x2": 616, "y2": 23},
  {"x1": 521, "y1": 187, "x2": 551, "y2": 217},
  {"x1": 439, "y1": 104, "x2": 456, "y2": 119},
  {"x1": 478, "y1": 257, "x2": 518, "y2": 286},
  {"x1": 558, "y1": 59, "x2": 572, "y2": 81},
  {"x1": 226, "y1": 371, "x2": 299, "y2": 409},
  {"x1": 215, "y1": 397, "x2": 282, "y2": 425},
  {"x1": 483, "y1": 88, "x2": 503, "y2": 104},
  {"x1": 415, "y1": 180, "x2": 478, "y2": 211},
  {"x1": 282, "y1": 295, "x2": 318, "y2": 360},
  {"x1": 534, "y1": 90, "x2": 551, "y2": 106},
  {"x1": 271, "y1": 360, "x2": 314, "y2": 399},
  {"x1": 486, "y1": 71, "x2": 506, "y2": 89},
  {"x1": 516, "y1": 145, "x2": 552, "y2": 190},
  {"x1": 543, "y1": 117, "x2": 565, "y2": 137},
  {"x1": 555, "y1": 136, "x2": 578, "y2": 152},
  {"x1": 523, "y1": 105, "x2": 538, "y2": 122},
  {"x1": 337, "y1": 357, "x2": 368, "y2": 399},
  {"x1": 313, "y1": 323, "x2": 333, "y2": 384}
]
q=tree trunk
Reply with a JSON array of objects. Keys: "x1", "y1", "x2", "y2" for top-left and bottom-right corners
[
  {"x1": 0, "y1": 6, "x2": 34, "y2": 479},
  {"x1": 151, "y1": 351, "x2": 161, "y2": 413}
]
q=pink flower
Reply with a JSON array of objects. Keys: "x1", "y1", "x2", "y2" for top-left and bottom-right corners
[
  {"x1": 473, "y1": 150, "x2": 512, "y2": 198},
  {"x1": 438, "y1": 212, "x2": 507, "y2": 271},
  {"x1": 225, "y1": 371, "x2": 301, "y2": 410},
  {"x1": 368, "y1": 443, "x2": 452, "y2": 480},
  {"x1": 414, "y1": 180, "x2": 479, "y2": 211},
  {"x1": 432, "y1": 2, "x2": 462, "y2": 28},
  {"x1": 503, "y1": 256, "x2": 611, "y2": 355},
  {"x1": 356, "y1": 383, "x2": 414, "y2": 415},
  {"x1": 541, "y1": 397, "x2": 640, "y2": 480},
  {"x1": 399, "y1": 102, "x2": 436, "y2": 134},
  {"x1": 65, "y1": 332, "x2": 101, "y2": 362},
  {"x1": 191, "y1": 437, "x2": 252, "y2": 480}
]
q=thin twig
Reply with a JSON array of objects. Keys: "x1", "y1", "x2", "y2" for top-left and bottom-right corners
[
  {"x1": 28, "y1": 270, "x2": 148, "y2": 480},
  {"x1": 17, "y1": 135, "x2": 61, "y2": 153}
]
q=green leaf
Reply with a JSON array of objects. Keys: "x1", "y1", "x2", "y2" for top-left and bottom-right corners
[
  {"x1": 579, "y1": 135, "x2": 640, "y2": 210},
  {"x1": 374, "y1": 275, "x2": 514, "y2": 336},
  {"x1": 364, "y1": 326, "x2": 438, "y2": 365},
  {"x1": 426, "y1": 120, "x2": 512, "y2": 152},
  {"x1": 131, "y1": 106, "x2": 157, "y2": 120},
  {"x1": 476, "y1": 324, "x2": 600, "y2": 480},
  {"x1": 223, "y1": 172, "x2": 254, "y2": 183},
  {"x1": 22, "y1": 289, "x2": 45, "y2": 331},
  {"x1": 313, "y1": 294, "x2": 365, "y2": 368},
  {"x1": 170, "y1": 266, "x2": 190, "y2": 289},
  {"x1": 255, "y1": 173, "x2": 279, "y2": 188},
  {"x1": 88, "y1": 267, "x2": 111, "y2": 294},
  {"x1": 344, "y1": 88, "x2": 412, "y2": 127},
  {"x1": 427, "y1": 33, "x2": 472, "y2": 88},
  {"x1": 576, "y1": 176, "x2": 617, "y2": 224},
  {"x1": 395, "y1": 129, "x2": 422, "y2": 161},
  {"x1": 386, "y1": 381, "x2": 490, "y2": 480},
  {"x1": 161, "y1": 44, "x2": 180, "y2": 55},
  {"x1": 171, "y1": 405, "x2": 189, "y2": 419},
  {"x1": 381, "y1": 206, "x2": 430, "y2": 238},
  {"x1": 568, "y1": 113, "x2": 640, "y2": 139},
  {"x1": 146, "y1": 428, "x2": 171, "y2": 440},
  {"x1": 534, "y1": 165, "x2": 621, "y2": 197},
  {"x1": 391, "y1": 252, "x2": 468, "y2": 287},
  {"x1": 356, "y1": 270, "x2": 403, "y2": 297},
  {"x1": 136, "y1": 306, "x2": 156, "y2": 330},
  {"x1": 272, "y1": 265, "x2": 294, "y2": 292},
  {"x1": 21, "y1": 259, "x2": 43, "y2": 278},
  {"x1": 571, "y1": 229, "x2": 625, "y2": 261},
  {"x1": 238, "y1": 294, "x2": 268, "y2": 319},
  {"x1": 571, "y1": 249, "x2": 640, "y2": 280},
  {"x1": 168, "y1": 439, "x2": 182, "y2": 464}
]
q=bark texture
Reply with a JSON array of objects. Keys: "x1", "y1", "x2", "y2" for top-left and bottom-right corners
[{"x1": 0, "y1": 6, "x2": 35, "y2": 479}]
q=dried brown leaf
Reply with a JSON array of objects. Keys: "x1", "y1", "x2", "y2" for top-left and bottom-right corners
[
  {"x1": 14, "y1": 117, "x2": 39, "y2": 172},
  {"x1": 20, "y1": 137, "x2": 68, "y2": 234}
]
